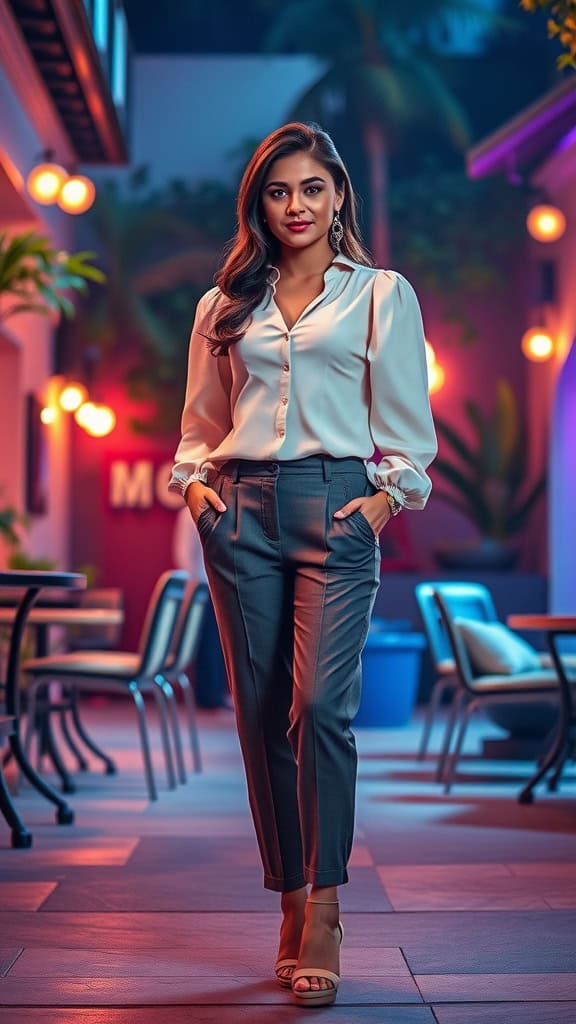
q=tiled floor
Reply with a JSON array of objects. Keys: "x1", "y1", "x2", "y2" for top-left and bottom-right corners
[{"x1": 1, "y1": 702, "x2": 576, "y2": 1023}]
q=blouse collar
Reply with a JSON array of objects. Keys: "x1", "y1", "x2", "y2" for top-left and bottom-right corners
[{"x1": 266, "y1": 253, "x2": 358, "y2": 287}]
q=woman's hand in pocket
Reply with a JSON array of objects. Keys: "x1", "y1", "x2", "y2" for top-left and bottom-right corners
[
  {"x1": 185, "y1": 481, "x2": 227, "y2": 525},
  {"x1": 334, "y1": 491, "x2": 391, "y2": 535}
]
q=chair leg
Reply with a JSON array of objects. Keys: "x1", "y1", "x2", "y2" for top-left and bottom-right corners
[
  {"x1": 69, "y1": 693, "x2": 117, "y2": 775},
  {"x1": 8, "y1": 728, "x2": 74, "y2": 825},
  {"x1": 177, "y1": 671, "x2": 202, "y2": 773},
  {"x1": 159, "y1": 678, "x2": 186, "y2": 784},
  {"x1": 129, "y1": 683, "x2": 158, "y2": 802},
  {"x1": 436, "y1": 690, "x2": 466, "y2": 782},
  {"x1": 59, "y1": 700, "x2": 89, "y2": 771},
  {"x1": 0, "y1": 754, "x2": 32, "y2": 849},
  {"x1": 444, "y1": 700, "x2": 475, "y2": 795},
  {"x1": 418, "y1": 678, "x2": 455, "y2": 760},
  {"x1": 149, "y1": 685, "x2": 177, "y2": 790},
  {"x1": 546, "y1": 735, "x2": 572, "y2": 792},
  {"x1": 42, "y1": 705, "x2": 75, "y2": 794}
]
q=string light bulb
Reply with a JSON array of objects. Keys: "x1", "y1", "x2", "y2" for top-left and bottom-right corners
[
  {"x1": 40, "y1": 406, "x2": 57, "y2": 425},
  {"x1": 59, "y1": 382, "x2": 87, "y2": 412},
  {"x1": 27, "y1": 159, "x2": 68, "y2": 205},
  {"x1": 75, "y1": 401, "x2": 116, "y2": 437},
  {"x1": 526, "y1": 204, "x2": 566, "y2": 243},
  {"x1": 57, "y1": 174, "x2": 96, "y2": 215},
  {"x1": 424, "y1": 340, "x2": 445, "y2": 394},
  {"x1": 521, "y1": 327, "x2": 555, "y2": 362}
]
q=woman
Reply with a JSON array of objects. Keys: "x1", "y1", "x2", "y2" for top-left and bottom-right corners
[{"x1": 169, "y1": 122, "x2": 437, "y2": 1007}]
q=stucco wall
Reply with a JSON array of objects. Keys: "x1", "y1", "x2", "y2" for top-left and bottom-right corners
[{"x1": 0, "y1": 62, "x2": 74, "y2": 570}]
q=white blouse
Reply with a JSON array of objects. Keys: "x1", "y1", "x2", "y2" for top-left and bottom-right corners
[{"x1": 169, "y1": 253, "x2": 437, "y2": 509}]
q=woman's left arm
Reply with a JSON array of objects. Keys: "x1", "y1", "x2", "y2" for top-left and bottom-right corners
[{"x1": 365, "y1": 270, "x2": 438, "y2": 510}]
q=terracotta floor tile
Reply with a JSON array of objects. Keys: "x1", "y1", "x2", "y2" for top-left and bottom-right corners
[
  {"x1": 507, "y1": 862, "x2": 576, "y2": 878},
  {"x1": 417, "y1": 973, "x2": 576, "y2": 1002},
  {"x1": 434, "y1": 1005, "x2": 576, "y2": 1024},
  {"x1": 7, "y1": 947, "x2": 262, "y2": 978},
  {"x1": 0, "y1": 973, "x2": 422, "y2": 1005},
  {"x1": 0, "y1": 1008, "x2": 436, "y2": 1023},
  {"x1": 0, "y1": 883, "x2": 57, "y2": 911},
  {"x1": 376, "y1": 865, "x2": 553, "y2": 910},
  {"x1": 0, "y1": 949, "x2": 22, "y2": 978},
  {"x1": 0, "y1": 839, "x2": 139, "y2": 868}
]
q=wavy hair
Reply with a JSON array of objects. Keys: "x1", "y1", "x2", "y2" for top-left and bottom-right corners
[{"x1": 208, "y1": 122, "x2": 373, "y2": 355}]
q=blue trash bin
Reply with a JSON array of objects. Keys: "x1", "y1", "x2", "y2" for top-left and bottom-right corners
[{"x1": 355, "y1": 627, "x2": 426, "y2": 727}]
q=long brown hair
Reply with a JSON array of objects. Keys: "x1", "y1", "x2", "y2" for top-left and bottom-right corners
[{"x1": 209, "y1": 122, "x2": 372, "y2": 355}]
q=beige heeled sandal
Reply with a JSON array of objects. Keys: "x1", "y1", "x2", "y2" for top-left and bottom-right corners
[
  {"x1": 291, "y1": 899, "x2": 343, "y2": 1007},
  {"x1": 274, "y1": 957, "x2": 298, "y2": 988}
]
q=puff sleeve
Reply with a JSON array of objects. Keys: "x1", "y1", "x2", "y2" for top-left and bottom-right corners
[
  {"x1": 168, "y1": 288, "x2": 232, "y2": 496},
  {"x1": 366, "y1": 271, "x2": 437, "y2": 509}
]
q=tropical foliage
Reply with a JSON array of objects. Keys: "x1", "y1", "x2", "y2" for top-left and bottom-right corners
[
  {"x1": 0, "y1": 231, "x2": 105, "y2": 324},
  {"x1": 433, "y1": 379, "x2": 545, "y2": 541},
  {"x1": 77, "y1": 170, "x2": 230, "y2": 434},
  {"x1": 520, "y1": 0, "x2": 576, "y2": 67},
  {"x1": 390, "y1": 161, "x2": 527, "y2": 343},
  {"x1": 263, "y1": 0, "x2": 507, "y2": 263}
]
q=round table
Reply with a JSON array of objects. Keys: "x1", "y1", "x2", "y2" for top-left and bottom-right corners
[
  {"x1": 0, "y1": 571, "x2": 86, "y2": 848},
  {"x1": 507, "y1": 614, "x2": 576, "y2": 803}
]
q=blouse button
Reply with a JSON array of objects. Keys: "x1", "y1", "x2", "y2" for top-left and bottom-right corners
[
  {"x1": 283, "y1": 363, "x2": 289, "y2": 372},
  {"x1": 281, "y1": 396, "x2": 288, "y2": 405}
]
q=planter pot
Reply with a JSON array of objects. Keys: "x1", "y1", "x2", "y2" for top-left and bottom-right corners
[
  {"x1": 434, "y1": 539, "x2": 519, "y2": 571},
  {"x1": 355, "y1": 628, "x2": 425, "y2": 727}
]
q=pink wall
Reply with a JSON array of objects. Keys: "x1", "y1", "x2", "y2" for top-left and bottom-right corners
[
  {"x1": 405, "y1": 261, "x2": 535, "y2": 571},
  {"x1": 70, "y1": 374, "x2": 182, "y2": 650}
]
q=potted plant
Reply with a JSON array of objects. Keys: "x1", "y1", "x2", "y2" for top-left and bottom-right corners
[
  {"x1": 433, "y1": 379, "x2": 545, "y2": 569},
  {"x1": 0, "y1": 230, "x2": 104, "y2": 325}
]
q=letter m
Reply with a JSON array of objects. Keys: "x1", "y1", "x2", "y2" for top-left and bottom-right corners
[{"x1": 110, "y1": 460, "x2": 153, "y2": 508}]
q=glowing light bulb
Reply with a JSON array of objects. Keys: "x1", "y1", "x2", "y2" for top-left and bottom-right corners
[
  {"x1": 424, "y1": 340, "x2": 436, "y2": 370},
  {"x1": 27, "y1": 161, "x2": 68, "y2": 204},
  {"x1": 59, "y1": 383, "x2": 87, "y2": 412},
  {"x1": 57, "y1": 175, "x2": 96, "y2": 215},
  {"x1": 40, "y1": 406, "x2": 57, "y2": 425},
  {"x1": 424, "y1": 339, "x2": 444, "y2": 393},
  {"x1": 75, "y1": 401, "x2": 116, "y2": 436},
  {"x1": 521, "y1": 327, "x2": 555, "y2": 362},
  {"x1": 86, "y1": 405, "x2": 116, "y2": 437},
  {"x1": 428, "y1": 361, "x2": 445, "y2": 394},
  {"x1": 526, "y1": 204, "x2": 566, "y2": 243}
]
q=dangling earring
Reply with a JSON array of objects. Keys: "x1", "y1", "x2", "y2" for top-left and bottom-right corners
[{"x1": 329, "y1": 210, "x2": 344, "y2": 252}]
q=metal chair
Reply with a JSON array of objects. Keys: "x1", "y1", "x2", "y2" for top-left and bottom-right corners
[
  {"x1": 432, "y1": 589, "x2": 568, "y2": 798},
  {"x1": 414, "y1": 582, "x2": 497, "y2": 779},
  {"x1": 160, "y1": 580, "x2": 210, "y2": 775},
  {"x1": 22, "y1": 570, "x2": 190, "y2": 801}
]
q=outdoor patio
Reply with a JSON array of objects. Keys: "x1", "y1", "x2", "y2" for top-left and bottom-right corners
[{"x1": 1, "y1": 702, "x2": 575, "y2": 1023}]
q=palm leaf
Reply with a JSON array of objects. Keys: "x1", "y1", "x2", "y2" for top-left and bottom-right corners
[
  {"x1": 494, "y1": 379, "x2": 518, "y2": 475},
  {"x1": 505, "y1": 477, "x2": 546, "y2": 534},
  {"x1": 433, "y1": 414, "x2": 480, "y2": 469}
]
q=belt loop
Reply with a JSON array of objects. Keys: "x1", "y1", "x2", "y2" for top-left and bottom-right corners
[
  {"x1": 322, "y1": 457, "x2": 332, "y2": 482},
  {"x1": 226, "y1": 460, "x2": 240, "y2": 483}
]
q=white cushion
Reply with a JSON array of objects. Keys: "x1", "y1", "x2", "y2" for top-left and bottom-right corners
[{"x1": 454, "y1": 618, "x2": 541, "y2": 676}]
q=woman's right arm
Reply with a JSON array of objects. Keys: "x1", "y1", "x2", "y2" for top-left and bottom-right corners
[{"x1": 169, "y1": 289, "x2": 232, "y2": 517}]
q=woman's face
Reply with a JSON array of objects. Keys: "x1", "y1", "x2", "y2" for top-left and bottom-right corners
[{"x1": 261, "y1": 151, "x2": 343, "y2": 254}]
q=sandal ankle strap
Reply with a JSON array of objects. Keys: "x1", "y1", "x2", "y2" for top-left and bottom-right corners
[{"x1": 306, "y1": 899, "x2": 339, "y2": 904}]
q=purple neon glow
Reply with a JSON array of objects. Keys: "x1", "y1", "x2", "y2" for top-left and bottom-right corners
[
  {"x1": 554, "y1": 122, "x2": 576, "y2": 157},
  {"x1": 468, "y1": 82, "x2": 576, "y2": 178}
]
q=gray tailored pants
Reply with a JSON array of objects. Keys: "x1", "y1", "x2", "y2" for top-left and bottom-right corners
[{"x1": 197, "y1": 454, "x2": 380, "y2": 892}]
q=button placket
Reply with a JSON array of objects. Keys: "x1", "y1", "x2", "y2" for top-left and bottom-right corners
[{"x1": 276, "y1": 331, "x2": 291, "y2": 439}]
